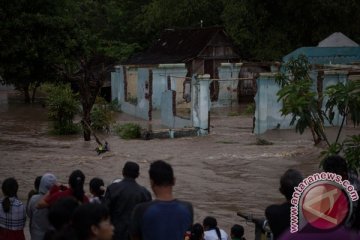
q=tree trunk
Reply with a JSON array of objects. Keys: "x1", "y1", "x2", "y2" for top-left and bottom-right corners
[
  {"x1": 83, "y1": 107, "x2": 91, "y2": 141},
  {"x1": 23, "y1": 85, "x2": 31, "y2": 103},
  {"x1": 31, "y1": 83, "x2": 40, "y2": 103}
]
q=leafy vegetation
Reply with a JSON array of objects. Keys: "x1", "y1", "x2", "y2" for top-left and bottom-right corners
[
  {"x1": 45, "y1": 83, "x2": 80, "y2": 135},
  {"x1": 275, "y1": 55, "x2": 360, "y2": 170},
  {"x1": 114, "y1": 123, "x2": 142, "y2": 139},
  {"x1": 90, "y1": 97, "x2": 115, "y2": 131},
  {"x1": 1, "y1": 0, "x2": 360, "y2": 140}
]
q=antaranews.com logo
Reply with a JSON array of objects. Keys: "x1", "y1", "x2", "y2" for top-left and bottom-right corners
[{"x1": 290, "y1": 172, "x2": 359, "y2": 233}]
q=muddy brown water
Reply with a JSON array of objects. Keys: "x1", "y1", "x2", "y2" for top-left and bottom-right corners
[{"x1": 0, "y1": 90, "x2": 358, "y2": 239}]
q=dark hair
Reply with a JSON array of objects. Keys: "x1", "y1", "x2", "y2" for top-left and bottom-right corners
[
  {"x1": 1, "y1": 177, "x2": 18, "y2": 213},
  {"x1": 72, "y1": 203, "x2": 110, "y2": 240},
  {"x1": 231, "y1": 224, "x2": 245, "y2": 238},
  {"x1": 89, "y1": 177, "x2": 105, "y2": 198},
  {"x1": 48, "y1": 196, "x2": 80, "y2": 230},
  {"x1": 279, "y1": 169, "x2": 303, "y2": 201},
  {"x1": 69, "y1": 170, "x2": 86, "y2": 202},
  {"x1": 323, "y1": 155, "x2": 348, "y2": 180},
  {"x1": 203, "y1": 216, "x2": 221, "y2": 239},
  {"x1": 149, "y1": 160, "x2": 174, "y2": 186},
  {"x1": 191, "y1": 223, "x2": 204, "y2": 240},
  {"x1": 34, "y1": 175, "x2": 42, "y2": 192},
  {"x1": 122, "y1": 161, "x2": 140, "y2": 179}
]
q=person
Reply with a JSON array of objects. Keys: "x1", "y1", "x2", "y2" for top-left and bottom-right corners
[
  {"x1": 71, "y1": 203, "x2": 114, "y2": 240},
  {"x1": 27, "y1": 173, "x2": 57, "y2": 240},
  {"x1": 129, "y1": 160, "x2": 193, "y2": 240},
  {"x1": 322, "y1": 155, "x2": 360, "y2": 229},
  {"x1": 104, "y1": 161, "x2": 152, "y2": 240},
  {"x1": 322, "y1": 155, "x2": 360, "y2": 189},
  {"x1": 265, "y1": 169, "x2": 303, "y2": 240},
  {"x1": 43, "y1": 196, "x2": 80, "y2": 240},
  {"x1": 89, "y1": 177, "x2": 105, "y2": 204},
  {"x1": 203, "y1": 216, "x2": 229, "y2": 240},
  {"x1": 26, "y1": 175, "x2": 42, "y2": 208},
  {"x1": 230, "y1": 224, "x2": 245, "y2": 240},
  {"x1": 37, "y1": 169, "x2": 89, "y2": 208},
  {"x1": 96, "y1": 141, "x2": 109, "y2": 155},
  {"x1": 190, "y1": 223, "x2": 204, "y2": 240},
  {"x1": 0, "y1": 177, "x2": 26, "y2": 240}
]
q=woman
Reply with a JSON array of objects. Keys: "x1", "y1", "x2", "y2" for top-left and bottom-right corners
[
  {"x1": 38, "y1": 169, "x2": 89, "y2": 208},
  {"x1": 0, "y1": 177, "x2": 26, "y2": 240},
  {"x1": 27, "y1": 173, "x2": 57, "y2": 240}
]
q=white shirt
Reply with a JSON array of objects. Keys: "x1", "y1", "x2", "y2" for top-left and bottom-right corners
[{"x1": 204, "y1": 228, "x2": 229, "y2": 240}]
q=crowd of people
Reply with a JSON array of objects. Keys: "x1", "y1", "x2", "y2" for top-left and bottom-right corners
[{"x1": 0, "y1": 155, "x2": 359, "y2": 240}]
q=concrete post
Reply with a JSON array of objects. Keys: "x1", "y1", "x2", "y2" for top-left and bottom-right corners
[{"x1": 192, "y1": 74, "x2": 211, "y2": 135}]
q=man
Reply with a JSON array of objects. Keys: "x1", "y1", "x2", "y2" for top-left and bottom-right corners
[
  {"x1": 130, "y1": 160, "x2": 193, "y2": 240},
  {"x1": 105, "y1": 161, "x2": 152, "y2": 240},
  {"x1": 265, "y1": 169, "x2": 303, "y2": 240},
  {"x1": 322, "y1": 155, "x2": 360, "y2": 230}
]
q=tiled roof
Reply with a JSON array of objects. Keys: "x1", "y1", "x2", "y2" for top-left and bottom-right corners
[{"x1": 126, "y1": 26, "x2": 236, "y2": 65}]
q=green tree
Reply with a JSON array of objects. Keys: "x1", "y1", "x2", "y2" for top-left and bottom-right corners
[
  {"x1": 0, "y1": 0, "x2": 70, "y2": 102},
  {"x1": 275, "y1": 55, "x2": 327, "y2": 145}
]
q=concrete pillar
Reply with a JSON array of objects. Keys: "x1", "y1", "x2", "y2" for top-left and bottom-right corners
[
  {"x1": 111, "y1": 65, "x2": 125, "y2": 103},
  {"x1": 192, "y1": 74, "x2": 211, "y2": 135}
]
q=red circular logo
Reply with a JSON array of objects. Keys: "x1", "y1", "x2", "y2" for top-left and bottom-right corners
[{"x1": 301, "y1": 182, "x2": 349, "y2": 230}]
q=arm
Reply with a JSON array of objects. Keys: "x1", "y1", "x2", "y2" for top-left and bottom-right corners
[{"x1": 36, "y1": 196, "x2": 50, "y2": 209}]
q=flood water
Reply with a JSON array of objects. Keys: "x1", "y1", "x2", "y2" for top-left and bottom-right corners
[{"x1": 0, "y1": 89, "x2": 358, "y2": 239}]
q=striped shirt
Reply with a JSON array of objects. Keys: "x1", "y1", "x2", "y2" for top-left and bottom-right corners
[{"x1": 0, "y1": 197, "x2": 26, "y2": 230}]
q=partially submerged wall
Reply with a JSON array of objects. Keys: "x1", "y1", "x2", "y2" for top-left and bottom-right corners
[{"x1": 254, "y1": 70, "x2": 348, "y2": 134}]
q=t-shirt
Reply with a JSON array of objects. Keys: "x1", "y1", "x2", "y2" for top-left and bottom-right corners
[
  {"x1": 265, "y1": 202, "x2": 291, "y2": 240},
  {"x1": 130, "y1": 199, "x2": 193, "y2": 240},
  {"x1": 104, "y1": 178, "x2": 152, "y2": 240},
  {"x1": 204, "y1": 228, "x2": 229, "y2": 240}
]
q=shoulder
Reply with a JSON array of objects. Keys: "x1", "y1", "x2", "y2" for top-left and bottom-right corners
[
  {"x1": 266, "y1": 202, "x2": 290, "y2": 214},
  {"x1": 12, "y1": 197, "x2": 25, "y2": 207},
  {"x1": 176, "y1": 199, "x2": 193, "y2": 210}
]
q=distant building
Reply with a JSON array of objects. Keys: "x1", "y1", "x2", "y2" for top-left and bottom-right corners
[{"x1": 254, "y1": 32, "x2": 360, "y2": 134}]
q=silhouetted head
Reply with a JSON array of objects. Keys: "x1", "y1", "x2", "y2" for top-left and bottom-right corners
[
  {"x1": 191, "y1": 223, "x2": 204, "y2": 240},
  {"x1": 322, "y1": 155, "x2": 348, "y2": 180},
  {"x1": 149, "y1": 160, "x2": 175, "y2": 186},
  {"x1": 48, "y1": 196, "x2": 80, "y2": 230},
  {"x1": 203, "y1": 216, "x2": 217, "y2": 230},
  {"x1": 68, "y1": 170, "x2": 86, "y2": 202},
  {"x1": 279, "y1": 169, "x2": 303, "y2": 201},
  {"x1": 72, "y1": 203, "x2": 113, "y2": 240},
  {"x1": 122, "y1": 161, "x2": 139, "y2": 179},
  {"x1": 2, "y1": 177, "x2": 18, "y2": 198},
  {"x1": 34, "y1": 175, "x2": 42, "y2": 192},
  {"x1": 89, "y1": 177, "x2": 105, "y2": 197},
  {"x1": 1, "y1": 177, "x2": 19, "y2": 213},
  {"x1": 39, "y1": 173, "x2": 57, "y2": 194},
  {"x1": 231, "y1": 224, "x2": 245, "y2": 238}
]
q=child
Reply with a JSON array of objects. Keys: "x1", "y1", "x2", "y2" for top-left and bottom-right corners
[
  {"x1": 89, "y1": 177, "x2": 105, "y2": 203},
  {"x1": 230, "y1": 224, "x2": 246, "y2": 240}
]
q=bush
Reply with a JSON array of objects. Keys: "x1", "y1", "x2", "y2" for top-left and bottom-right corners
[
  {"x1": 114, "y1": 123, "x2": 142, "y2": 139},
  {"x1": 91, "y1": 97, "x2": 115, "y2": 131},
  {"x1": 244, "y1": 103, "x2": 255, "y2": 115},
  {"x1": 108, "y1": 98, "x2": 121, "y2": 112},
  {"x1": 45, "y1": 83, "x2": 80, "y2": 135}
]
